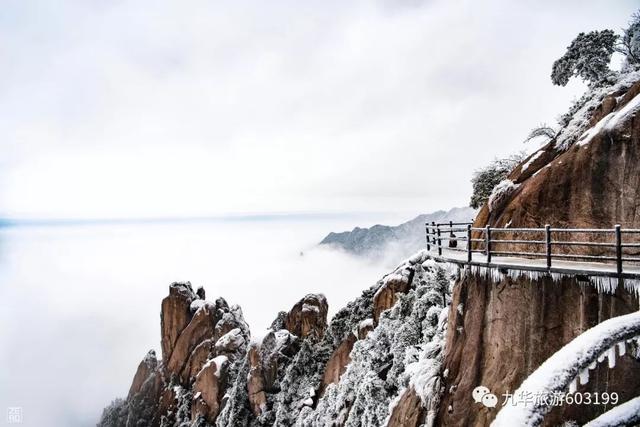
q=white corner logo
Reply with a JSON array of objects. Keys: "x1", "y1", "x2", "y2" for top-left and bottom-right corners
[
  {"x1": 473, "y1": 386, "x2": 498, "y2": 408},
  {"x1": 6, "y1": 407, "x2": 23, "y2": 424}
]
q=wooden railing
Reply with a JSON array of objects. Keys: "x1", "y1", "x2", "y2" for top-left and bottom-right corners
[{"x1": 425, "y1": 221, "x2": 640, "y2": 279}]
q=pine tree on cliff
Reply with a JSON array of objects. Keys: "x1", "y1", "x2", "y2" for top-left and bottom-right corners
[
  {"x1": 617, "y1": 10, "x2": 640, "y2": 68},
  {"x1": 551, "y1": 30, "x2": 617, "y2": 86},
  {"x1": 469, "y1": 153, "x2": 524, "y2": 209}
]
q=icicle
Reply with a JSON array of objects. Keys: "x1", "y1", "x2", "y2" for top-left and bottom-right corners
[
  {"x1": 588, "y1": 360, "x2": 597, "y2": 370},
  {"x1": 579, "y1": 369, "x2": 589, "y2": 385},
  {"x1": 607, "y1": 346, "x2": 616, "y2": 368},
  {"x1": 597, "y1": 352, "x2": 605, "y2": 363},
  {"x1": 617, "y1": 341, "x2": 626, "y2": 356},
  {"x1": 569, "y1": 377, "x2": 578, "y2": 393}
]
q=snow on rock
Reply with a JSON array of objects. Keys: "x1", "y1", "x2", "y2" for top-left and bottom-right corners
[
  {"x1": 604, "y1": 91, "x2": 640, "y2": 131},
  {"x1": 576, "y1": 112, "x2": 616, "y2": 147},
  {"x1": 492, "y1": 311, "x2": 640, "y2": 427},
  {"x1": 583, "y1": 395, "x2": 640, "y2": 427},
  {"x1": 215, "y1": 327, "x2": 246, "y2": 354},
  {"x1": 488, "y1": 179, "x2": 519, "y2": 212},
  {"x1": 196, "y1": 354, "x2": 229, "y2": 380},
  {"x1": 521, "y1": 150, "x2": 545, "y2": 173},
  {"x1": 555, "y1": 70, "x2": 640, "y2": 150},
  {"x1": 575, "y1": 91, "x2": 640, "y2": 148},
  {"x1": 189, "y1": 299, "x2": 206, "y2": 313}
]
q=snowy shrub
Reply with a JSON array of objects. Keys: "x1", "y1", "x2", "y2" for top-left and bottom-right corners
[
  {"x1": 215, "y1": 357, "x2": 252, "y2": 427},
  {"x1": 487, "y1": 179, "x2": 519, "y2": 212},
  {"x1": 551, "y1": 30, "x2": 618, "y2": 87},
  {"x1": 523, "y1": 123, "x2": 556, "y2": 144},
  {"x1": 469, "y1": 154, "x2": 524, "y2": 209},
  {"x1": 97, "y1": 399, "x2": 128, "y2": 427}
]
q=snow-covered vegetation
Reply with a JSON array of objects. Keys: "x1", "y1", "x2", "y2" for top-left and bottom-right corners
[
  {"x1": 550, "y1": 11, "x2": 640, "y2": 150},
  {"x1": 551, "y1": 30, "x2": 618, "y2": 87},
  {"x1": 555, "y1": 69, "x2": 640, "y2": 150},
  {"x1": 296, "y1": 257, "x2": 454, "y2": 426},
  {"x1": 469, "y1": 154, "x2": 525, "y2": 209}
]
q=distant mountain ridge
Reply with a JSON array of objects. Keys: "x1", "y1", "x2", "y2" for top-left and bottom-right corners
[{"x1": 319, "y1": 206, "x2": 476, "y2": 258}]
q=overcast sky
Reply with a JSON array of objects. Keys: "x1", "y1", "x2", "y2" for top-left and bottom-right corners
[{"x1": 0, "y1": 0, "x2": 637, "y2": 220}]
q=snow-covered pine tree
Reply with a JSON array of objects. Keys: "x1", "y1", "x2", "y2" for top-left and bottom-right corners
[
  {"x1": 551, "y1": 30, "x2": 617, "y2": 86},
  {"x1": 618, "y1": 10, "x2": 640, "y2": 68},
  {"x1": 469, "y1": 153, "x2": 525, "y2": 209}
]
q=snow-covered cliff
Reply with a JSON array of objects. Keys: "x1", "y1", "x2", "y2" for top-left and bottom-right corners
[
  {"x1": 98, "y1": 253, "x2": 456, "y2": 427},
  {"x1": 438, "y1": 69, "x2": 640, "y2": 426}
]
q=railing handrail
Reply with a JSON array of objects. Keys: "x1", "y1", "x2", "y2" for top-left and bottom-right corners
[{"x1": 425, "y1": 222, "x2": 640, "y2": 278}]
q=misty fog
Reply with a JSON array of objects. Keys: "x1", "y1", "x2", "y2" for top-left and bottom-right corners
[{"x1": 0, "y1": 216, "x2": 406, "y2": 426}]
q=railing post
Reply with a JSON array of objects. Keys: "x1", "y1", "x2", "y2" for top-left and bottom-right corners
[
  {"x1": 437, "y1": 224, "x2": 442, "y2": 256},
  {"x1": 615, "y1": 224, "x2": 622, "y2": 275},
  {"x1": 485, "y1": 225, "x2": 491, "y2": 263},
  {"x1": 431, "y1": 222, "x2": 436, "y2": 254},
  {"x1": 426, "y1": 223, "x2": 431, "y2": 251},
  {"x1": 467, "y1": 224, "x2": 472, "y2": 263},
  {"x1": 545, "y1": 224, "x2": 552, "y2": 269}
]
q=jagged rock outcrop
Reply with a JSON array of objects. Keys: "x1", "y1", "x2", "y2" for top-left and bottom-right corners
[
  {"x1": 437, "y1": 75, "x2": 640, "y2": 426},
  {"x1": 284, "y1": 293, "x2": 328, "y2": 339},
  {"x1": 128, "y1": 350, "x2": 158, "y2": 399},
  {"x1": 161, "y1": 282, "x2": 197, "y2": 364},
  {"x1": 100, "y1": 253, "x2": 454, "y2": 427},
  {"x1": 246, "y1": 328, "x2": 299, "y2": 417},
  {"x1": 99, "y1": 282, "x2": 250, "y2": 427},
  {"x1": 373, "y1": 272, "x2": 413, "y2": 324}
]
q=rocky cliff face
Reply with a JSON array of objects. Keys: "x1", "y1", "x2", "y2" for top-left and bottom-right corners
[
  {"x1": 99, "y1": 255, "x2": 454, "y2": 427},
  {"x1": 437, "y1": 74, "x2": 640, "y2": 426}
]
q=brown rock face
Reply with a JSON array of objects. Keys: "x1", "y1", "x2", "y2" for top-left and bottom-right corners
[
  {"x1": 161, "y1": 282, "x2": 197, "y2": 364},
  {"x1": 246, "y1": 329, "x2": 299, "y2": 416},
  {"x1": 247, "y1": 344, "x2": 269, "y2": 417},
  {"x1": 373, "y1": 274, "x2": 412, "y2": 324},
  {"x1": 319, "y1": 333, "x2": 357, "y2": 397},
  {"x1": 166, "y1": 303, "x2": 219, "y2": 378},
  {"x1": 180, "y1": 338, "x2": 215, "y2": 384},
  {"x1": 438, "y1": 81, "x2": 640, "y2": 426},
  {"x1": 387, "y1": 388, "x2": 425, "y2": 427},
  {"x1": 284, "y1": 294, "x2": 328, "y2": 339},
  {"x1": 128, "y1": 350, "x2": 158, "y2": 399},
  {"x1": 191, "y1": 356, "x2": 228, "y2": 423}
]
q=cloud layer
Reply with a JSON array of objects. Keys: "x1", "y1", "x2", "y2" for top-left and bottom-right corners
[{"x1": 0, "y1": 0, "x2": 636, "y2": 218}]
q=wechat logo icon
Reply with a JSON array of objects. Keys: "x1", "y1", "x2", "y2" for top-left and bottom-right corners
[{"x1": 473, "y1": 385, "x2": 498, "y2": 408}]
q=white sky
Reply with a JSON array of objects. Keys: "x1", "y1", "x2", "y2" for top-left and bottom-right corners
[{"x1": 0, "y1": 0, "x2": 637, "y2": 219}]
